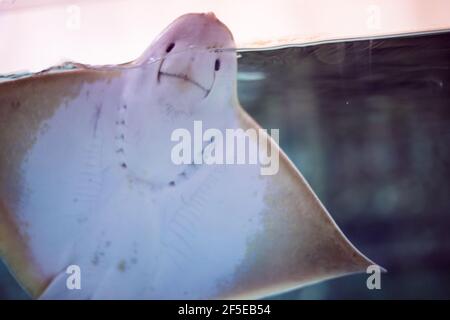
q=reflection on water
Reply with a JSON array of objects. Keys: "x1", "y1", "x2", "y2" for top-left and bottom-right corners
[
  {"x1": 238, "y1": 32, "x2": 450, "y2": 299},
  {"x1": 1, "y1": 31, "x2": 449, "y2": 299}
]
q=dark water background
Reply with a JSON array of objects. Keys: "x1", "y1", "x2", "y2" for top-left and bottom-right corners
[
  {"x1": 239, "y1": 32, "x2": 450, "y2": 299},
  {"x1": 1, "y1": 31, "x2": 449, "y2": 299}
]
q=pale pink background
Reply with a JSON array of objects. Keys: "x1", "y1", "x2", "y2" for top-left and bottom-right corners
[{"x1": 0, "y1": 0, "x2": 449, "y2": 73}]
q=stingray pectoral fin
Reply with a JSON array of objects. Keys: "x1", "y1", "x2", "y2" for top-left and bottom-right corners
[
  {"x1": 0, "y1": 200, "x2": 48, "y2": 297},
  {"x1": 226, "y1": 107, "x2": 375, "y2": 299},
  {"x1": 0, "y1": 68, "x2": 123, "y2": 298}
]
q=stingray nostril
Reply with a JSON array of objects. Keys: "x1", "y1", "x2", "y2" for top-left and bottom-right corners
[
  {"x1": 166, "y1": 42, "x2": 175, "y2": 53},
  {"x1": 214, "y1": 59, "x2": 221, "y2": 71}
]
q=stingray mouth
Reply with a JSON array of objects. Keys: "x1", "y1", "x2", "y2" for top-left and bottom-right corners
[
  {"x1": 158, "y1": 71, "x2": 211, "y2": 97},
  {"x1": 157, "y1": 61, "x2": 213, "y2": 98}
]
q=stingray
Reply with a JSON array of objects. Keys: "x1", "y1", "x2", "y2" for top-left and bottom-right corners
[{"x1": 0, "y1": 12, "x2": 376, "y2": 299}]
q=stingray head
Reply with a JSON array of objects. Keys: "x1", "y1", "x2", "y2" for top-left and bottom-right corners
[
  {"x1": 137, "y1": 13, "x2": 237, "y2": 107},
  {"x1": 120, "y1": 13, "x2": 238, "y2": 187}
]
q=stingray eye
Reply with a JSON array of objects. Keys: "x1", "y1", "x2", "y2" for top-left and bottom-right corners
[
  {"x1": 214, "y1": 59, "x2": 221, "y2": 71},
  {"x1": 166, "y1": 42, "x2": 175, "y2": 53}
]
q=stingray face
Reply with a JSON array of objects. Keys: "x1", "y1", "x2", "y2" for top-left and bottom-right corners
[
  {"x1": 141, "y1": 13, "x2": 237, "y2": 106},
  {"x1": 122, "y1": 13, "x2": 238, "y2": 186}
]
